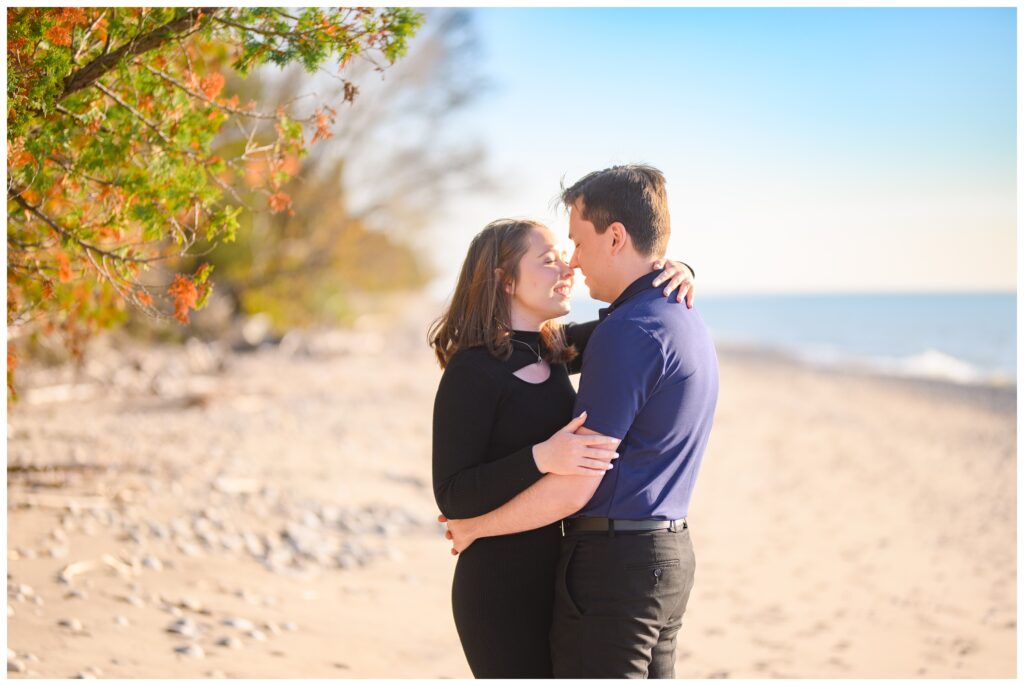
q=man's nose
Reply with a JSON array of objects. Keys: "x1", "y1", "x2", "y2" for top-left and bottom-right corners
[{"x1": 569, "y1": 250, "x2": 580, "y2": 270}]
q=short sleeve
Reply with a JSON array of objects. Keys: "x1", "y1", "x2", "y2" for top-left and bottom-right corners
[{"x1": 572, "y1": 319, "x2": 664, "y2": 439}]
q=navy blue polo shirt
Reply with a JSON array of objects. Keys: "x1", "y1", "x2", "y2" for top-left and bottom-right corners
[{"x1": 572, "y1": 272, "x2": 719, "y2": 520}]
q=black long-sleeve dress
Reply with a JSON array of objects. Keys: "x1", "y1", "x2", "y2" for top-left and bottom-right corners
[{"x1": 432, "y1": 322, "x2": 598, "y2": 678}]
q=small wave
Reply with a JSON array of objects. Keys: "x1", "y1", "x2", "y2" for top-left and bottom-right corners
[{"x1": 788, "y1": 345, "x2": 1009, "y2": 386}]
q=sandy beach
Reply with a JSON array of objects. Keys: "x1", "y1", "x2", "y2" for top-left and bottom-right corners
[{"x1": 6, "y1": 299, "x2": 1016, "y2": 678}]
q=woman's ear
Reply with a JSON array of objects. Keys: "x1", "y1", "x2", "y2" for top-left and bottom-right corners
[{"x1": 495, "y1": 268, "x2": 514, "y2": 295}]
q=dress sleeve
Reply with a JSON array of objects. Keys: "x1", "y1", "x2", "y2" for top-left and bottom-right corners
[
  {"x1": 432, "y1": 356, "x2": 545, "y2": 519},
  {"x1": 563, "y1": 320, "x2": 600, "y2": 375}
]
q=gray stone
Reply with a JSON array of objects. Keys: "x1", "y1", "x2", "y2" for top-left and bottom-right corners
[
  {"x1": 173, "y1": 644, "x2": 205, "y2": 658},
  {"x1": 216, "y1": 636, "x2": 242, "y2": 649},
  {"x1": 166, "y1": 617, "x2": 200, "y2": 639},
  {"x1": 142, "y1": 555, "x2": 163, "y2": 571},
  {"x1": 222, "y1": 617, "x2": 254, "y2": 631},
  {"x1": 58, "y1": 617, "x2": 83, "y2": 632}
]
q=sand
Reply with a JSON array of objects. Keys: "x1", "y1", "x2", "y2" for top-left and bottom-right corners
[{"x1": 5, "y1": 300, "x2": 1016, "y2": 678}]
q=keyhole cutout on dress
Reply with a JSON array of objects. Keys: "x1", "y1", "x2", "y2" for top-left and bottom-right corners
[{"x1": 512, "y1": 360, "x2": 551, "y2": 384}]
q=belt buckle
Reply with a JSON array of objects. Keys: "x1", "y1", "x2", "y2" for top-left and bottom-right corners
[{"x1": 668, "y1": 519, "x2": 677, "y2": 533}]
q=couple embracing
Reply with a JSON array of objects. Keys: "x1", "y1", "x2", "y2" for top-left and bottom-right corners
[{"x1": 429, "y1": 165, "x2": 719, "y2": 678}]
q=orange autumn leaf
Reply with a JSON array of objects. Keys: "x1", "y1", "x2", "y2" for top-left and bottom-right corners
[
  {"x1": 45, "y1": 23, "x2": 72, "y2": 46},
  {"x1": 311, "y1": 106, "x2": 336, "y2": 144},
  {"x1": 20, "y1": 189, "x2": 39, "y2": 205},
  {"x1": 56, "y1": 252, "x2": 73, "y2": 283},
  {"x1": 9, "y1": 148, "x2": 35, "y2": 168},
  {"x1": 200, "y1": 72, "x2": 225, "y2": 99},
  {"x1": 135, "y1": 289, "x2": 153, "y2": 306},
  {"x1": 167, "y1": 274, "x2": 198, "y2": 324},
  {"x1": 267, "y1": 190, "x2": 292, "y2": 214},
  {"x1": 7, "y1": 346, "x2": 17, "y2": 372}
]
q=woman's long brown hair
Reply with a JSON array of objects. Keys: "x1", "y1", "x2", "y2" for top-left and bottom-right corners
[{"x1": 429, "y1": 219, "x2": 578, "y2": 369}]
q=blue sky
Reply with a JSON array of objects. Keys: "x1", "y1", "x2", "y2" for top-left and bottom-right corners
[{"x1": 420, "y1": 8, "x2": 1016, "y2": 296}]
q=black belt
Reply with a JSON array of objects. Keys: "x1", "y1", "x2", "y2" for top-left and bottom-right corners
[{"x1": 560, "y1": 517, "x2": 687, "y2": 536}]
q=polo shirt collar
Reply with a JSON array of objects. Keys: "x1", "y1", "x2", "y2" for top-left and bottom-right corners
[{"x1": 598, "y1": 272, "x2": 655, "y2": 321}]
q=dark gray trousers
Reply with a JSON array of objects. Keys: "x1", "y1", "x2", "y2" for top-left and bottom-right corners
[{"x1": 550, "y1": 527, "x2": 696, "y2": 678}]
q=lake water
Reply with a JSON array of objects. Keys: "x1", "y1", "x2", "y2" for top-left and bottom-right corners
[{"x1": 564, "y1": 292, "x2": 1016, "y2": 386}]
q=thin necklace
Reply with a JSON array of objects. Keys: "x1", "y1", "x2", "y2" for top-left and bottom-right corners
[{"x1": 511, "y1": 337, "x2": 542, "y2": 364}]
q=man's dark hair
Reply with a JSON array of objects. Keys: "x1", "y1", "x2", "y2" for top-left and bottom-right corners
[{"x1": 560, "y1": 164, "x2": 670, "y2": 257}]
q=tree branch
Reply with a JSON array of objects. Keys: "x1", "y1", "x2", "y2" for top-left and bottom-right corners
[
  {"x1": 60, "y1": 8, "x2": 218, "y2": 103},
  {"x1": 8, "y1": 192, "x2": 162, "y2": 265}
]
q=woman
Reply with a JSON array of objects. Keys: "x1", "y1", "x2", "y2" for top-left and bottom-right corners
[{"x1": 429, "y1": 219, "x2": 693, "y2": 678}]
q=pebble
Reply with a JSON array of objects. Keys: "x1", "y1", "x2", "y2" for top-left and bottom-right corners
[
  {"x1": 66, "y1": 589, "x2": 88, "y2": 601},
  {"x1": 114, "y1": 615, "x2": 130, "y2": 626},
  {"x1": 148, "y1": 521, "x2": 170, "y2": 540},
  {"x1": 174, "y1": 644, "x2": 205, "y2": 658},
  {"x1": 216, "y1": 636, "x2": 243, "y2": 649},
  {"x1": 24, "y1": 654, "x2": 39, "y2": 663},
  {"x1": 264, "y1": 621, "x2": 282, "y2": 636},
  {"x1": 166, "y1": 617, "x2": 199, "y2": 638},
  {"x1": 141, "y1": 555, "x2": 163, "y2": 571},
  {"x1": 246, "y1": 629, "x2": 267, "y2": 642},
  {"x1": 6, "y1": 649, "x2": 14, "y2": 660},
  {"x1": 58, "y1": 617, "x2": 83, "y2": 632},
  {"x1": 33, "y1": 595, "x2": 44, "y2": 606},
  {"x1": 74, "y1": 671, "x2": 96, "y2": 679},
  {"x1": 48, "y1": 545, "x2": 69, "y2": 559},
  {"x1": 283, "y1": 621, "x2": 298, "y2": 632},
  {"x1": 207, "y1": 670, "x2": 226, "y2": 678},
  {"x1": 7, "y1": 659, "x2": 25, "y2": 673},
  {"x1": 180, "y1": 596, "x2": 203, "y2": 612},
  {"x1": 125, "y1": 595, "x2": 145, "y2": 607},
  {"x1": 16, "y1": 584, "x2": 35, "y2": 597},
  {"x1": 6, "y1": 605, "x2": 12, "y2": 617},
  {"x1": 222, "y1": 617, "x2": 254, "y2": 631}
]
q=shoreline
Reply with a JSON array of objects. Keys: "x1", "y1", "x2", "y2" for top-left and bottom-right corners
[{"x1": 716, "y1": 342, "x2": 1016, "y2": 418}]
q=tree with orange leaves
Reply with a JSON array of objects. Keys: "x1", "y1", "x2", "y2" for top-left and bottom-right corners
[{"x1": 7, "y1": 7, "x2": 422, "y2": 395}]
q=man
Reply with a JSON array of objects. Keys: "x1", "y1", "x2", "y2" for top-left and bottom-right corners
[{"x1": 443, "y1": 164, "x2": 719, "y2": 678}]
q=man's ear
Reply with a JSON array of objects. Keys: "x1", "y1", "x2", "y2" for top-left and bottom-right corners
[{"x1": 608, "y1": 222, "x2": 629, "y2": 256}]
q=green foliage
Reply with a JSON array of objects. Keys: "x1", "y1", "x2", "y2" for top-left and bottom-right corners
[{"x1": 7, "y1": 7, "x2": 423, "y2": 393}]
